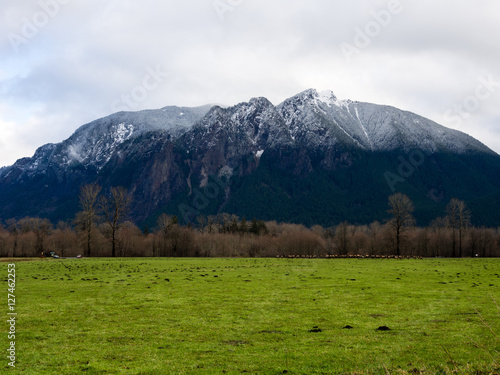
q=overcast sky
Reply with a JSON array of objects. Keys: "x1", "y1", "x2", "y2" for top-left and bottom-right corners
[{"x1": 1, "y1": 0, "x2": 500, "y2": 167}]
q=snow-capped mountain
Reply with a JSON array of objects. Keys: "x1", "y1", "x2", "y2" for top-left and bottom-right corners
[
  {"x1": 1, "y1": 90, "x2": 499, "y2": 226},
  {"x1": 278, "y1": 89, "x2": 493, "y2": 154},
  {"x1": 1, "y1": 105, "x2": 211, "y2": 178}
]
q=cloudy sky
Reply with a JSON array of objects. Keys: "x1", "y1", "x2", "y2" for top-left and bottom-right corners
[{"x1": 1, "y1": 0, "x2": 500, "y2": 167}]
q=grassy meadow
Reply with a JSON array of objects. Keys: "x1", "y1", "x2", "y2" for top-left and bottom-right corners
[{"x1": 4, "y1": 257, "x2": 500, "y2": 374}]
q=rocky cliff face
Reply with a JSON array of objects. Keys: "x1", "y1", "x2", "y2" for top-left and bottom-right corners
[{"x1": 1, "y1": 89, "x2": 499, "y2": 227}]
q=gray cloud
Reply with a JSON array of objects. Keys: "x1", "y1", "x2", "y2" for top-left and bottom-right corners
[{"x1": 1, "y1": 0, "x2": 499, "y2": 166}]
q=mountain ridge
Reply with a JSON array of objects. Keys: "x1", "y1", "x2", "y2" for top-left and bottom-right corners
[{"x1": 1, "y1": 89, "x2": 499, "y2": 227}]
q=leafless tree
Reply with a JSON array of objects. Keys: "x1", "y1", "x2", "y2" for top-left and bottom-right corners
[
  {"x1": 196, "y1": 215, "x2": 207, "y2": 233},
  {"x1": 446, "y1": 198, "x2": 471, "y2": 257},
  {"x1": 155, "y1": 214, "x2": 177, "y2": 256},
  {"x1": 49, "y1": 224, "x2": 78, "y2": 258},
  {"x1": 17, "y1": 217, "x2": 52, "y2": 255},
  {"x1": 468, "y1": 227, "x2": 480, "y2": 257},
  {"x1": 387, "y1": 193, "x2": 415, "y2": 256},
  {"x1": 155, "y1": 214, "x2": 183, "y2": 256},
  {"x1": 415, "y1": 227, "x2": 430, "y2": 257},
  {"x1": 239, "y1": 217, "x2": 248, "y2": 234},
  {"x1": 219, "y1": 213, "x2": 231, "y2": 233},
  {"x1": 99, "y1": 187, "x2": 131, "y2": 257},
  {"x1": 368, "y1": 221, "x2": 381, "y2": 255},
  {"x1": 429, "y1": 216, "x2": 448, "y2": 257},
  {"x1": 157, "y1": 214, "x2": 177, "y2": 237},
  {"x1": 6, "y1": 219, "x2": 19, "y2": 257},
  {"x1": 229, "y1": 215, "x2": 239, "y2": 233},
  {"x1": 335, "y1": 221, "x2": 350, "y2": 255},
  {"x1": 78, "y1": 184, "x2": 101, "y2": 257},
  {"x1": 0, "y1": 224, "x2": 7, "y2": 257}
]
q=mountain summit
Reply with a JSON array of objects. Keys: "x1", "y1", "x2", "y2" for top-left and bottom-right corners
[
  {"x1": 279, "y1": 89, "x2": 493, "y2": 154},
  {"x1": 1, "y1": 89, "x2": 499, "y2": 227}
]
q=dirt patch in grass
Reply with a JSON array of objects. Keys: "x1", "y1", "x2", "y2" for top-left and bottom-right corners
[
  {"x1": 223, "y1": 340, "x2": 249, "y2": 346},
  {"x1": 309, "y1": 326, "x2": 322, "y2": 333},
  {"x1": 376, "y1": 326, "x2": 391, "y2": 331}
]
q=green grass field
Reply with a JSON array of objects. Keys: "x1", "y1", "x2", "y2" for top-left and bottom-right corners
[{"x1": 5, "y1": 258, "x2": 500, "y2": 374}]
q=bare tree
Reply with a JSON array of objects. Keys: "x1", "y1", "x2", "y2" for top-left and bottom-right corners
[
  {"x1": 157, "y1": 214, "x2": 177, "y2": 238},
  {"x1": 78, "y1": 184, "x2": 101, "y2": 257},
  {"x1": 6, "y1": 219, "x2": 19, "y2": 257},
  {"x1": 468, "y1": 227, "x2": 480, "y2": 257},
  {"x1": 196, "y1": 215, "x2": 207, "y2": 233},
  {"x1": 206, "y1": 216, "x2": 216, "y2": 234},
  {"x1": 17, "y1": 217, "x2": 52, "y2": 256},
  {"x1": 0, "y1": 224, "x2": 7, "y2": 257},
  {"x1": 49, "y1": 222, "x2": 78, "y2": 258},
  {"x1": 239, "y1": 217, "x2": 248, "y2": 234},
  {"x1": 429, "y1": 216, "x2": 448, "y2": 257},
  {"x1": 230, "y1": 215, "x2": 239, "y2": 234},
  {"x1": 100, "y1": 187, "x2": 131, "y2": 257},
  {"x1": 368, "y1": 221, "x2": 381, "y2": 255},
  {"x1": 335, "y1": 221, "x2": 350, "y2": 255},
  {"x1": 387, "y1": 193, "x2": 415, "y2": 256},
  {"x1": 155, "y1": 214, "x2": 181, "y2": 256},
  {"x1": 221, "y1": 213, "x2": 232, "y2": 233},
  {"x1": 446, "y1": 198, "x2": 471, "y2": 257},
  {"x1": 415, "y1": 227, "x2": 430, "y2": 257},
  {"x1": 156, "y1": 214, "x2": 174, "y2": 256}
]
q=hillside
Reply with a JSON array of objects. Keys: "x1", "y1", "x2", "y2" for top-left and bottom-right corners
[{"x1": 1, "y1": 89, "x2": 499, "y2": 227}]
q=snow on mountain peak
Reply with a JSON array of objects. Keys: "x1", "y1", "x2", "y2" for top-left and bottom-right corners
[
  {"x1": 286, "y1": 89, "x2": 340, "y2": 108},
  {"x1": 114, "y1": 123, "x2": 134, "y2": 143},
  {"x1": 316, "y1": 90, "x2": 338, "y2": 107},
  {"x1": 3, "y1": 90, "x2": 496, "y2": 182}
]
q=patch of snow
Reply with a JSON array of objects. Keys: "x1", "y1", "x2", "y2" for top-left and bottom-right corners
[
  {"x1": 354, "y1": 108, "x2": 370, "y2": 141},
  {"x1": 218, "y1": 165, "x2": 233, "y2": 180},
  {"x1": 200, "y1": 167, "x2": 209, "y2": 188},
  {"x1": 68, "y1": 145, "x2": 83, "y2": 163},
  {"x1": 334, "y1": 121, "x2": 363, "y2": 148},
  {"x1": 113, "y1": 123, "x2": 134, "y2": 144},
  {"x1": 317, "y1": 90, "x2": 336, "y2": 105},
  {"x1": 255, "y1": 150, "x2": 264, "y2": 158}
]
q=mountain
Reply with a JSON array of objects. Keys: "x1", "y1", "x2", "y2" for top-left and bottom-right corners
[
  {"x1": 278, "y1": 90, "x2": 493, "y2": 154},
  {"x1": 1, "y1": 89, "x2": 500, "y2": 228}
]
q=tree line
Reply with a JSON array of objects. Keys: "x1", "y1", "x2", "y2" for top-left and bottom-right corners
[{"x1": 0, "y1": 185, "x2": 499, "y2": 258}]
